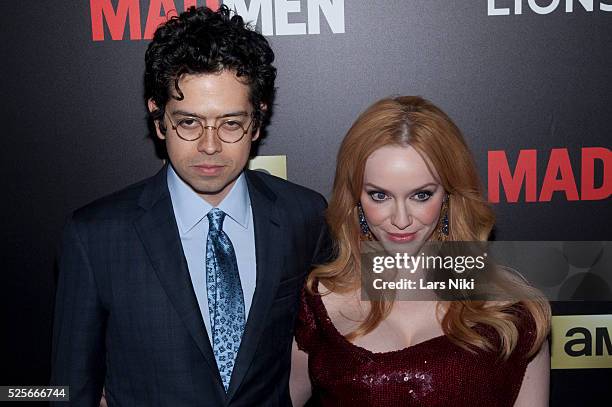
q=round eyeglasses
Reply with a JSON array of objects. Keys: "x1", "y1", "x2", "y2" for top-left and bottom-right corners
[{"x1": 164, "y1": 112, "x2": 254, "y2": 143}]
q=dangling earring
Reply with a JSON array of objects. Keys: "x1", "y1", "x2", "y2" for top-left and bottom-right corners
[
  {"x1": 440, "y1": 195, "x2": 449, "y2": 237},
  {"x1": 357, "y1": 202, "x2": 373, "y2": 241}
]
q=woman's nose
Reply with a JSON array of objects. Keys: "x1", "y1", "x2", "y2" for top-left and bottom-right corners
[{"x1": 390, "y1": 202, "x2": 413, "y2": 230}]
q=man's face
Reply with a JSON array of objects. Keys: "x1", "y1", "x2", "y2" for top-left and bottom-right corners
[{"x1": 150, "y1": 71, "x2": 259, "y2": 206}]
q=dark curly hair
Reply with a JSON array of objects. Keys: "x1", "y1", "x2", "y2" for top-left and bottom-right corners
[{"x1": 144, "y1": 5, "x2": 276, "y2": 134}]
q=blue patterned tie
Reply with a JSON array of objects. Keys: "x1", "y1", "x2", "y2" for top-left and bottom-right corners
[{"x1": 205, "y1": 208, "x2": 246, "y2": 391}]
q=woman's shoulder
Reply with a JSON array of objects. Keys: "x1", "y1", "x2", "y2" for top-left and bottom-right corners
[
  {"x1": 295, "y1": 280, "x2": 324, "y2": 352},
  {"x1": 492, "y1": 301, "x2": 540, "y2": 361},
  {"x1": 295, "y1": 279, "x2": 363, "y2": 352}
]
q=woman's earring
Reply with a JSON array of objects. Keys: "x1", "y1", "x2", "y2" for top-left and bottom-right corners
[
  {"x1": 357, "y1": 202, "x2": 373, "y2": 241},
  {"x1": 440, "y1": 195, "x2": 449, "y2": 236}
]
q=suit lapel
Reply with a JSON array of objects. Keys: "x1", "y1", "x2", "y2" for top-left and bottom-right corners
[
  {"x1": 133, "y1": 166, "x2": 222, "y2": 387},
  {"x1": 227, "y1": 170, "x2": 284, "y2": 400}
]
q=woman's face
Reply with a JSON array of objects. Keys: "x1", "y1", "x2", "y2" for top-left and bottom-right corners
[{"x1": 360, "y1": 145, "x2": 445, "y2": 246}]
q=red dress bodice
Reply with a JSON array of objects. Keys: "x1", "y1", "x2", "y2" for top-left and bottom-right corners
[{"x1": 295, "y1": 282, "x2": 538, "y2": 407}]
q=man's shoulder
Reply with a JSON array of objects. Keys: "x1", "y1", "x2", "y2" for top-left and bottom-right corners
[
  {"x1": 71, "y1": 170, "x2": 162, "y2": 224},
  {"x1": 246, "y1": 169, "x2": 326, "y2": 208}
]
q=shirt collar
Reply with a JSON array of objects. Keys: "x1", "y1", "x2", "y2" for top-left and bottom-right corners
[{"x1": 167, "y1": 165, "x2": 250, "y2": 234}]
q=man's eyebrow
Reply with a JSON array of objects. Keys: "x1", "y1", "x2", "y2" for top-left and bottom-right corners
[
  {"x1": 170, "y1": 110, "x2": 249, "y2": 119},
  {"x1": 218, "y1": 111, "x2": 249, "y2": 119}
]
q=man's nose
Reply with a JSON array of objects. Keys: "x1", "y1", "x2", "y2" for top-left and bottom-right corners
[{"x1": 196, "y1": 126, "x2": 222, "y2": 154}]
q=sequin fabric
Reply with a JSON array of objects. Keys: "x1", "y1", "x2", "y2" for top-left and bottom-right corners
[
  {"x1": 295, "y1": 281, "x2": 538, "y2": 406},
  {"x1": 206, "y1": 208, "x2": 245, "y2": 391}
]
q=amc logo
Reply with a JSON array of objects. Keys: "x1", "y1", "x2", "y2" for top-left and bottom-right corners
[{"x1": 551, "y1": 315, "x2": 612, "y2": 369}]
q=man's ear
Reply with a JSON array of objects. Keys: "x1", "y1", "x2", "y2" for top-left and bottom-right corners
[
  {"x1": 147, "y1": 99, "x2": 166, "y2": 140},
  {"x1": 251, "y1": 128, "x2": 261, "y2": 142},
  {"x1": 251, "y1": 103, "x2": 267, "y2": 142}
]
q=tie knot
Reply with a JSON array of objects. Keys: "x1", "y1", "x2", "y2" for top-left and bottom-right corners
[{"x1": 207, "y1": 208, "x2": 226, "y2": 232}]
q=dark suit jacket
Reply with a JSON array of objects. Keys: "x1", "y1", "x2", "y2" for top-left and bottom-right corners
[{"x1": 51, "y1": 166, "x2": 329, "y2": 406}]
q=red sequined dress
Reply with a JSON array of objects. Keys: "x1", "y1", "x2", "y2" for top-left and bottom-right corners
[{"x1": 295, "y1": 282, "x2": 538, "y2": 407}]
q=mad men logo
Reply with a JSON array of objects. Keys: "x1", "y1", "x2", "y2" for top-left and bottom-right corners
[
  {"x1": 90, "y1": 0, "x2": 345, "y2": 41},
  {"x1": 487, "y1": 147, "x2": 611, "y2": 203},
  {"x1": 488, "y1": 0, "x2": 612, "y2": 15},
  {"x1": 551, "y1": 315, "x2": 612, "y2": 369},
  {"x1": 225, "y1": 0, "x2": 344, "y2": 35}
]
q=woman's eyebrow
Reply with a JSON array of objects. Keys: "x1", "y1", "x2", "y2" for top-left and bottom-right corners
[{"x1": 364, "y1": 182, "x2": 439, "y2": 194}]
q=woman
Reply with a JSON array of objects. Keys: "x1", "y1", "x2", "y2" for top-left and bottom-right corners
[{"x1": 290, "y1": 96, "x2": 551, "y2": 406}]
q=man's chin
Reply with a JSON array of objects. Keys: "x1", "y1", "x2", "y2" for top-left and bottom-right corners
[
  {"x1": 193, "y1": 183, "x2": 228, "y2": 196},
  {"x1": 189, "y1": 176, "x2": 240, "y2": 204}
]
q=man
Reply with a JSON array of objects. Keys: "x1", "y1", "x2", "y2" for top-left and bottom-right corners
[{"x1": 51, "y1": 6, "x2": 329, "y2": 406}]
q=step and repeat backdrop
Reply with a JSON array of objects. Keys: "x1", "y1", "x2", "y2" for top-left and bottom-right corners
[{"x1": 3, "y1": 1, "x2": 610, "y2": 405}]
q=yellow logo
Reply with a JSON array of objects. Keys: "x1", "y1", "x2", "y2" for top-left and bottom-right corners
[
  {"x1": 551, "y1": 315, "x2": 612, "y2": 369},
  {"x1": 248, "y1": 155, "x2": 287, "y2": 180}
]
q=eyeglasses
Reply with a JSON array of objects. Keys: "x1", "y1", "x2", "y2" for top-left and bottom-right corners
[{"x1": 164, "y1": 112, "x2": 254, "y2": 143}]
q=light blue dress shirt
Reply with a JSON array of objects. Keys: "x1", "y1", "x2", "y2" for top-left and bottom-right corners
[{"x1": 167, "y1": 165, "x2": 257, "y2": 343}]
